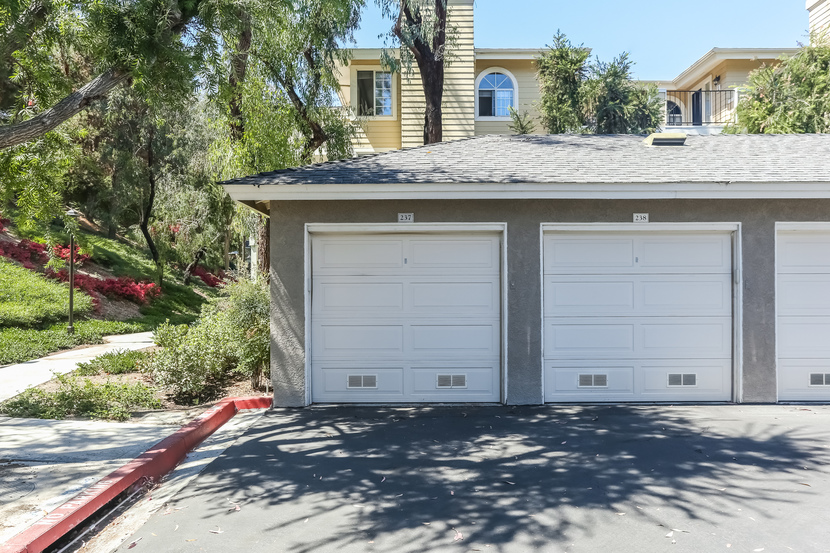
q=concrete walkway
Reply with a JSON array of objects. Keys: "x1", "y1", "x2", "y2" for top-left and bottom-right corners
[{"x1": 0, "y1": 331, "x2": 155, "y2": 402}]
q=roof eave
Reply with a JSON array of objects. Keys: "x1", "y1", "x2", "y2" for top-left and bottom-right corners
[{"x1": 222, "y1": 181, "x2": 830, "y2": 202}]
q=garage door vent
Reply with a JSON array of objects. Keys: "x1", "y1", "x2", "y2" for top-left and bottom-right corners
[
  {"x1": 809, "y1": 373, "x2": 830, "y2": 386},
  {"x1": 578, "y1": 374, "x2": 608, "y2": 387},
  {"x1": 347, "y1": 375, "x2": 378, "y2": 389},
  {"x1": 437, "y1": 374, "x2": 467, "y2": 389},
  {"x1": 668, "y1": 373, "x2": 697, "y2": 387}
]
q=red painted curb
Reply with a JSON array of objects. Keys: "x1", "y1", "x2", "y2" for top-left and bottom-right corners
[{"x1": 0, "y1": 396, "x2": 272, "y2": 553}]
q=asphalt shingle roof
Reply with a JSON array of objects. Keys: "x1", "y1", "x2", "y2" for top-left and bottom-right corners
[{"x1": 223, "y1": 134, "x2": 830, "y2": 186}]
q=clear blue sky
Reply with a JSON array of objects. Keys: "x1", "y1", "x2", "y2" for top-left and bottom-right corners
[{"x1": 350, "y1": 0, "x2": 810, "y2": 81}]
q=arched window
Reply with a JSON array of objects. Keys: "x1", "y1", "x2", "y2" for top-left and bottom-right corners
[
  {"x1": 476, "y1": 70, "x2": 517, "y2": 118},
  {"x1": 667, "y1": 101, "x2": 682, "y2": 126}
]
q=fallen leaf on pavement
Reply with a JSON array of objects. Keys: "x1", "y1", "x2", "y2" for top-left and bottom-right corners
[
  {"x1": 453, "y1": 528, "x2": 464, "y2": 542},
  {"x1": 503, "y1": 481, "x2": 515, "y2": 485},
  {"x1": 128, "y1": 537, "x2": 142, "y2": 549},
  {"x1": 666, "y1": 531, "x2": 674, "y2": 538},
  {"x1": 381, "y1": 477, "x2": 386, "y2": 483},
  {"x1": 209, "y1": 527, "x2": 224, "y2": 534},
  {"x1": 174, "y1": 525, "x2": 178, "y2": 531}
]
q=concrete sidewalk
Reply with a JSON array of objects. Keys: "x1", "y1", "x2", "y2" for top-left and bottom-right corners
[{"x1": 0, "y1": 331, "x2": 155, "y2": 402}]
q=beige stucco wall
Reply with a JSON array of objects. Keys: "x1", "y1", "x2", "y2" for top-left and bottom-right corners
[{"x1": 474, "y1": 58, "x2": 541, "y2": 135}]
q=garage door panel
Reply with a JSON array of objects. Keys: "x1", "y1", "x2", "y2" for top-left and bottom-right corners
[
  {"x1": 642, "y1": 277, "x2": 730, "y2": 313},
  {"x1": 777, "y1": 275, "x2": 830, "y2": 315},
  {"x1": 546, "y1": 317, "x2": 731, "y2": 359},
  {"x1": 314, "y1": 238, "x2": 404, "y2": 273},
  {"x1": 546, "y1": 323, "x2": 635, "y2": 355},
  {"x1": 410, "y1": 366, "x2": 498, "y2": 398},
  {"x1": 639, "y1": 360, "x2": 731, "y2": 400},
  {"x1": 545, "y1": 279, "x2": 634, "y2": 314},
  {"x1": 409, "y1": 239, "x2": 498, "y2": 272},
  {"x1": 639, "y1": 236, "x2": 730, "y2": 272},
  {"x1": 777, "y1": 233, "x2": 830, "y2": 273},
  {"x1": 317, "y1": 367, "x2": 405, "y2": 393},
  {"x1": 545, "y1": 275, "x2": 731, "y2": 317},
  {"x1": 410, "y1": 324, "x2": 498, "y2": 356},
  {"x1": 314, "y1": 324, "x2": 404, "y2": 357},
  {"x1": 778, "y1": 317, "x2": 830, "y2": 358},
  {"x1": 778, "y1": 360, "x2": 830, "y2": 400},
  {"x1": 641, "y1": 320, "x2": 731, "y2": 357},
  {"x1": 545, "y1": 364, "x2": 635, "y2": 398},
  {"x1": 315, "y1": 282, "x2": 404, "y2": 314},
  {"x1": 410, "y1": 281, "x2": 497, "y2": 312},
  {"x1": 544, "y1": 237, "x2": 635, "y2": 272}
]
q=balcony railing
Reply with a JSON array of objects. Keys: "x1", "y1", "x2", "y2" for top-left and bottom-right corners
[{"x1": 661, "y1": 89, "x2": 738, "y2": 126}]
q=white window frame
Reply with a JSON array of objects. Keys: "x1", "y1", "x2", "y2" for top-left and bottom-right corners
[
  {"x1": 350, "y1": 65, "x2": 397, "y2": 121},
  {"x1": 475, "y1": 67, "x2": 519, "y2": 122}
]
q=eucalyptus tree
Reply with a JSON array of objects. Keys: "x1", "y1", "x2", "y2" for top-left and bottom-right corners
[{"x1": 377, "y1": 0, "x2": 453, "y2": 144}]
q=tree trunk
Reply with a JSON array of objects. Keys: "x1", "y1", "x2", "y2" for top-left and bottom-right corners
[
  {"x1": 138, "y1": 125, "x2": 162, "y2": 287},
  {"x1": 0, "y1": 68, "x2": 129, "y2": 149},
  {"x1": 419, "y1": 58, "x2": 444, "y2": 144},
  {"x1": 256, "y1": 215, "x2": 270, "y2": 280},
  {"x1": 224, "y1": 226, "x2": 231, "y2": 270},
  {"x1": 228, "y1": 9, "x2": 252, "y2": 141},
  {"x1": 394, "y1": 0, "x2": 447, "y2": 145},
  {"x1": 183, "y1": 246, "x2": 206, "y2": 284}
]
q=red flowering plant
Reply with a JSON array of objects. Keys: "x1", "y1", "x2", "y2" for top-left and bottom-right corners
[
  {"x1": 45, "y1": 270, "x2": 161, "y2": 304},
  {"x1": 0, "y1": 239, "x2": 49, "y2": 269},
  {"x1": 0, "y1": 214, "x2": 10, "y2": 232},
  {"x1": 52, "y1": 244, "x2": 90, "y2": 266},
  {"x1": 191, "y1": 265, "x2": 224, "y2": 287}
]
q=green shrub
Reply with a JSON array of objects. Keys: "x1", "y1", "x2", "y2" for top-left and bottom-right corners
[
  {"x1": 75, "y1": 349, "x2": 148, "y2": 376},
  {"x1": 146, "y1": 278, "x2": 270, "y2": 399},
  {"x1": 0, "y1": 320, "x2": 146, "y2": 365},
  {"x1": 0, "y1": 258, "x2": 93, "y2": 328},
  {"x1": 0, "y1": 373, "x2": 161, "y2": 421}
]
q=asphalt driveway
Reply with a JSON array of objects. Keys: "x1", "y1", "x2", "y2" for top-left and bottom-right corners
[{"x1": 115, "y1": 405, "x2": 830, "y2": 552}]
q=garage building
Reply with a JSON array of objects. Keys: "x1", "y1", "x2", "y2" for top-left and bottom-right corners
[{"x1": 223, "y1": 133, "x2": 830, "y2": 406}]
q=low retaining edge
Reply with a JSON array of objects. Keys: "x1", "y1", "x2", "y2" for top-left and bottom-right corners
[{"x1": 0, "y1": 396, "x2": 272, "y2": 553}]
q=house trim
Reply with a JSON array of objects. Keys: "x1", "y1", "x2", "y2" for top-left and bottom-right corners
[{"x1": 225, "y1": 181, "x2": 830, "y2": 202}]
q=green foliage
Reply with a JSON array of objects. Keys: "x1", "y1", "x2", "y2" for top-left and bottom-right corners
[
  {"x1": 537, "y1": 32, "x2": 590, "y2": 134},
  {"x1": 0, "y1": 257, "x2": 93, "y2": 328},
  {"x1": 507, "y1": 107, "x2": 537, "y2": 135},
  {"x1": 146, "y1": 278, "x2": 269, "y2": 400},
  {"x1": 0, "y1": 320, "x2": 146, "y2": 366},
  {"x1": 74, "y1": 349, "x2": 148, "y2": 376},
  {"x1": 0, "y1": 373, "x2": 160, "y2": 421},
  {"x1": 537, "y1": 32, "x2": 662, "y2": 135},
  {"x1": 727, "y1": 39, "x2": 830, "y2": 134}
]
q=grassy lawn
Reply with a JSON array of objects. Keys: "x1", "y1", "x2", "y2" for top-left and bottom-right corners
[
  {"x1": 0, "y1": 213, "x2": 222, "y2": 365},
  {"x1": 0, "y1": 258, "x2": 93, "y2": 327}
]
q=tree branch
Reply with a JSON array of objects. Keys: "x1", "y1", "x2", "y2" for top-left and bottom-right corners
[{"x1": 0, "y1": 67, "x2": 129, "y2": 149}]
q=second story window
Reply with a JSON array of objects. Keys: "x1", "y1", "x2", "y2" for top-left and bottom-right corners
[
  {"x1": 357, "y1": 70, "x2": 392, "y2": 117},
  {"x1": 477, "y1": 72, "x2": 514, "y2": 117}
]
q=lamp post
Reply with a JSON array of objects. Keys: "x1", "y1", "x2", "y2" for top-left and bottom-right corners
[{"x1": 66, "y1": 208, "x2": 81, "y2": 335}]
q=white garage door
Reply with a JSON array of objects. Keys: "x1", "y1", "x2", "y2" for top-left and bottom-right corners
[
  {"x1": 543, "y1": 230, "x2": 733, "y2": 402},
  {"x1": 777, "y1": 229, "x2": 830, "y2": 401},
  {"x1": 310, "y1": 232, "x2": 501, "y2": 403}
]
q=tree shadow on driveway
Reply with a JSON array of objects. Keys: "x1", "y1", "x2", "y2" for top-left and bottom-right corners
[{"x1": 127, "y1": 405, "x2": 830, "y2": 552}]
